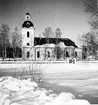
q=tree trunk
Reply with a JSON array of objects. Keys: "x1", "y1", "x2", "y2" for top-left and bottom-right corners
[
  {"x1": 2, "y1": 48, "x2": 4, "y2": 61},
  {"x1": 13, "y1": 47, "x2": 16, "y2": 61},
  {"x1": 4, "y1": 46, "x2": 6, "y2": 58}
]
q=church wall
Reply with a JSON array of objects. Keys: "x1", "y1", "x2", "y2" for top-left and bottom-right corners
[
  {"x1": 22, "y1": 47, "x2": 35, "y2": 60},
  {"x1": 75, "y1": 48, "x2": 82, "y2": 60},
  {"x1": 34, "y1": 47, "x2": 55, "y2": 61},
  {"x1": 35, "y1": 47, "x2": 45, "y2": 61},
  {"x1": 45, "y1": 47, "x2": 54, "y2": 60},
  {"x1": 22, "y1": 28, "x2": 34, "y2": 47},
  {"x1": 64, "y1": 47, "x2": 74, "y2": 58}
]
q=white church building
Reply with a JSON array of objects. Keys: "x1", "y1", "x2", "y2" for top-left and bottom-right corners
[{"x1": 21, "y1": 11, "x2": 82, "y2": 61}]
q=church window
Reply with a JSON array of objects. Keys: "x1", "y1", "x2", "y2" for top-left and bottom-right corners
[
  {"x1": 27, "y1": 31, "x2": 30, "y2": 37},
  {"x1": 48, "y1": 51, "x2": 50, "y2": 57},
  {"x1": 27, "y1": 51, "x2": 30, "y2": 58},
  {"x1": 27, "y1": 43, "x2": 30, "y2": 46},
  {"x1": 75, "y1": 52, "x2": 77, "y2": 58},
  {"x1": 66, "y1": 51, "x2": 69, "y2": 57},
  {"x1": 37, "y1": 51, "x2": 40, "y2": 58},
  {"x1": 27, "y1": 16, "x2": 29, "y2": 20}
]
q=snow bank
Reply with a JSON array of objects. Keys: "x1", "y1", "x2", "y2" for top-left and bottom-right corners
[
  {"x1": 64, "y1": 99, "x2": 91, "y2": 105},
  {"x1": 0, "y1": 76, "x2": 91, "y2": 105}
]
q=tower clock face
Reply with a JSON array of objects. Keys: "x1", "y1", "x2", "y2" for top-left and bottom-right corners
[{"x1": 26, "y1": 22, "x2": 30, "y2": 27}]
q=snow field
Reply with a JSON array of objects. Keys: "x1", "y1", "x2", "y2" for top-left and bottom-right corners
[{"x1": 0, "y1": 76, "x2": 91, "y2": 105}]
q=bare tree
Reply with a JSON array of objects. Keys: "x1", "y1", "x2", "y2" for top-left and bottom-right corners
[
  {"x1": 0, "y1": 24, "x2": 10, "y2": 60},
  {"x1": 80, "y1": 31, "x2": 98, "y2": 59},
  {"x1": 43, "y1": 27, "x2": 54, "y2": 43},
  {"x1": 55, "y1": 28, "x2": 62, "y2": 44},
  {"x1": 84, "y1": 0, "x2": 98, "y2": 29},
  {"x1": 42, "y1": 27, "x2": 54, "y2": 60},
  {"x1": 84, "y1": 0, "x2": 98, "y2": 16},
  {"x1": 12, "y1": 27, "x2": 22, "y2": 60}
]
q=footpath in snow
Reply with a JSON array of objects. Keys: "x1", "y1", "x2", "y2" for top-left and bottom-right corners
[{"x1": 0, "y1": 76, "x2": 91, "y2": 105}]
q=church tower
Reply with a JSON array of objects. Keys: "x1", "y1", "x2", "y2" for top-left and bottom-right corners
[{"x1": 21, "y1": 11, "x2": 35, "y2": 60}]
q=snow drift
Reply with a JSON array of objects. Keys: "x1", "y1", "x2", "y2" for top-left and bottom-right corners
[{"x1": 0, "y1": 76, "x2": 91, "y2": 105}]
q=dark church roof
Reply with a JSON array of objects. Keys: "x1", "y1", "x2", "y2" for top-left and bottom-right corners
[
  {"x1": 34, "y1": 37, "x2": 78, "y2": 48},
  {"x1": 22, "y1": 20, "x2": 34, "y2": 28}
]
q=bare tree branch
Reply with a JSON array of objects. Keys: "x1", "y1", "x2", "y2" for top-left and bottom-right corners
[{"x1": 84, "y1": 0, "x2": 98, "y2": 29}]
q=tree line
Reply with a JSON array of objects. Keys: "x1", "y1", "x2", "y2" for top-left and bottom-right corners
[
  {"x1": 79, "y1": 0, "x2": 98, "y2": 60},
  {"x1": 40, "y1": 27, "x2": 62, "y2": 41},
  {"x1": 0, "y1": 24, "x2": 22, "y2": 60}
]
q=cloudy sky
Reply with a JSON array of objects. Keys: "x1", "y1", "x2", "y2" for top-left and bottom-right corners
[{"x1": 0, "y1": 0, "x2": 90, "y2": 44}]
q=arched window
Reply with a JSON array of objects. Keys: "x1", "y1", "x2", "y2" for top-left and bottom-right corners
[
  {"x1": 27, "y1": 31, "x2": 30, "y2": 37},
  {"x1": 27, "y1": 51, "x2": 30, "y2": 58},
  {"x1": 48, "y1": 51, "x2": 50, "y2": 58},
  {"x1": 75, "y1": 52, "x2": 77, "y2": 58},
  {"x1": 37, "y1": 51, "x2": 40, "y2": 58},
  {"x1": 27, "y1": 16, "x2": 29, "y2": 20},
  {"x1": 66, "y1": 51, "x2": 69, "y2": 57}
]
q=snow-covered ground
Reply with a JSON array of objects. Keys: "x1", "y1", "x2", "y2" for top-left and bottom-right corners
[
  {"x1": 0, "y1": 76, "x2": 91, "y2": 105},
  {"x1": 42, "y1": 63, "x2": 98, "y2": 104},
  {"x1": 0, "y1": 62, "x2": 98, "y2": 104}
]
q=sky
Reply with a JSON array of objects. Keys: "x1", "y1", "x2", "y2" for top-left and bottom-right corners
[{"x1": 0, "y1": 0, "x2": 91, "y2": 45}]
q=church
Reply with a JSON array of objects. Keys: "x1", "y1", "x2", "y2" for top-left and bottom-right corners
[{"x1": 21, "y1": 11, "x2": 82, "y2": 61}]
